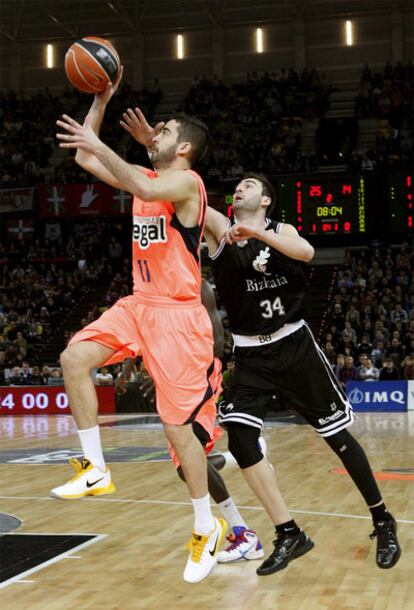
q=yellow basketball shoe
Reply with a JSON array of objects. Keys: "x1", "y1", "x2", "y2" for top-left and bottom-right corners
[
  {"x1": 50, "y1": 458, "x2": 116, "y2": 500},
  {"x1": 183, "y1": 517, "x2": 227, "y2": 583}
]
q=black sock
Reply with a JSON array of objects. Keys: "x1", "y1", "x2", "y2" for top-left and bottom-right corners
[
  {"x1": 276, "y1": 520, "x2": 300, "y2": 536},
  {"x1": 370, "y1": 502, "x2": 392, "y2": 524}
]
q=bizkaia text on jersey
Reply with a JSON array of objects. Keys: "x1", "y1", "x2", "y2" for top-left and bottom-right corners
[{"x1": 245, "y1": 274, "x2": 288, "y2": 292}]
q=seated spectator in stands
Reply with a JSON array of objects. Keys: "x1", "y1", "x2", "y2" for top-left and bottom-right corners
[
  {"x1": 28, "y1": 365, "x2": 45, "y2": 386},
  {"x1": 8, "y1": 366, "x2": 22, "y2": 386},
  {"x1": 20, "y1": 361, "x2": 32, "y2": 384},
  {"x1": 334, "y1": 354, "x2": 345, "y2": 378},
  {"x1": 324, "y1": 341, "x2": 337, "y2": 366},
  {"x1": 95, "y1": 366, "x2": 114, "y2": 386},
  {"x1": 356, "y1": 335, "x2": 373, "y2": 357},
  {"x1": 341, "y1": 321, "x2": 357, "y2": 345},
  {"x1": 358, "y1": 357, "x2": 380, "y2": 382},
  {"x1": 338, "y1": 355, "x2": 358, "y2": 388},
  {"x1": 379, "y1": 358, "x2": 401, "y2": 381},
  {"x1": 388, "y1": 337, "x2": 405, "y2": 365},
  {"x1": 402, "y1": 354, "x2": 414, "y2": 380},
  {"x1": 371, "y1": 340, "x2": 387, "y2": 367},
  {"x1": 48, "y1": 368, "x2": 64, "y2": 386},
  {"x1": 41, "y1": 365, "x2": 51, "y2": 385},
  {"x1": 390, "y1": 303, "x2": 408, "y2": 325}
]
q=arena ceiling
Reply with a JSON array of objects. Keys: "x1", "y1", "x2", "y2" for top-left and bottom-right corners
[{"x1": 0, "y1": 0, "x2": 412, "y2": 44}]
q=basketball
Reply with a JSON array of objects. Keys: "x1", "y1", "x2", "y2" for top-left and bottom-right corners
[{"x1": 64, "y1": 36, "x2": 120, "y2": 94}]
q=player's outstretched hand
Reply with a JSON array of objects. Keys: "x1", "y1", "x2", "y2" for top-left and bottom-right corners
[
  {"x1": 56, "y1": 115, "x2": 101, "y2": 153},
  {"x1": 120, "y1": 107, "x2": 165, "y2": 147},
  {"x1": 225, "y1": 223, "x2": 257, "y2": 244}
]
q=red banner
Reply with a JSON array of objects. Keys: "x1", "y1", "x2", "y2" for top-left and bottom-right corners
[
  {"x1": 38, "y1": 184, "x2": 132, "y2": 217},
  {"x1": 0, "y1": 386, "x2": 115, "y2": 415}
]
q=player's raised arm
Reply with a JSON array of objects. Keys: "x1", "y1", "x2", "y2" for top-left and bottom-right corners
[
  {"x1": 204, "y1": 207, "x2": 231, "y2": 255},
  {"x1": 225, "y1": 222, "x2": 315, "y2": 263}
]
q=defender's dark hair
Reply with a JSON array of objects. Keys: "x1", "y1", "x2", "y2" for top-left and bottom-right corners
[
  {"x1": 241, "y1": 172, "x2": 276, "y2": 215},
  {"x1": 173, "y1": 113, "x2": 209, "y2": 165}
]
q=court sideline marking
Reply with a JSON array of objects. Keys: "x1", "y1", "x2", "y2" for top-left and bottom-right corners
[{"x1": 1, "y1": 495, "x2": 413, "y2": 524}]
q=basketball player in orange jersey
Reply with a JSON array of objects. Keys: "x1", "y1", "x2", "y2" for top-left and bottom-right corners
[{"x1": 54, "y1": 72, "x2": 226, "y2": 583}]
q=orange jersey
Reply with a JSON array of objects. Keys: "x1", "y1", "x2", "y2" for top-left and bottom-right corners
[{"x1": 132, "y1": 168, "x2": 207, "y2": 302}]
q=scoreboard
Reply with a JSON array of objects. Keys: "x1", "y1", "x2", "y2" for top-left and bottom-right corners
[{"x1": 292, "y1": 176, "x2": 365, "y2": 235}]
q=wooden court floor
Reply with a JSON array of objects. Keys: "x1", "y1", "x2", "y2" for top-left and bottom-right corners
[{"x1": 0, "y1": 412, "x2": 413, "y2": 610}]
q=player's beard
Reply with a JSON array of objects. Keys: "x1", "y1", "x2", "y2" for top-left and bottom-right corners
[{"x1": 151, "y1": 143, "x2": 177, "y2": 168}]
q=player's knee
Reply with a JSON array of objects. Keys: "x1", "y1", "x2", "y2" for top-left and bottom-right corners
[
  {"x1": 227, "y1": 424, "x2": 263, "y2": 469},
  {"x1": 60, "y1": 344, "x2": 92, "y2": 374},
  {"x1": 324, "y1": 429, "x2": 359, "y2": 456}
]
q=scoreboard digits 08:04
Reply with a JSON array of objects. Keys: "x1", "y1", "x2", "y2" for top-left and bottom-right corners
[{"x1": 294, "y1": 176, "x2": 366, "y2": 235}]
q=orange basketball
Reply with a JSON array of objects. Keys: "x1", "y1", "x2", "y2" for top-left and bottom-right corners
[{"x1": 65, "y1": 36, "x2": 120, "y2": 94}]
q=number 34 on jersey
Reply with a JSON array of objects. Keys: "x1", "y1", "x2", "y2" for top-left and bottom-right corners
[{"x1": 260, "y1": 296, "x2": 286, "y2": 319}]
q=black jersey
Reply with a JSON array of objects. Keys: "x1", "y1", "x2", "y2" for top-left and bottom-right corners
[{"x1": 210, "y1": 219, "x2": 310, "y2": 336}]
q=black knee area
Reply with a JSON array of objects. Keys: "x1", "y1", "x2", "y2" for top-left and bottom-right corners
[
  {"x1": 324, "y1": 429, "x2": 360, "y2": 457},
  {"x1": 227, "y1": 423, "x2": 263, "y2": 469}
]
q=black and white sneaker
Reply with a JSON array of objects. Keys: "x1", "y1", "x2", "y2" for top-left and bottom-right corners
[
  {"x1": 370, "y1": 517, "x2": 401, "y2": 569},
  {"x1": 256, "y1": 530, "x2": 314, "y2": 576}
]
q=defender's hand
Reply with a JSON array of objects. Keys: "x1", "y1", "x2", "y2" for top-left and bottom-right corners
[{"x1": 225, "y1": 223, "x2": 258, "y2": 244}]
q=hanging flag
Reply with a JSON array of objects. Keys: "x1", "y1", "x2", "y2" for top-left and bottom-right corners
[
  {"x1": 7, "y1": 218, "x2": 34, "y2": 240},
  {"x1": 113, "y1": 189, "x2": 132, "y2": 214},
  {"x1": 45, "y1": 185, "x2": 66, "y2": 216}
]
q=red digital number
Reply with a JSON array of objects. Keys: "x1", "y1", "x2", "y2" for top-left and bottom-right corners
[
  {"x1": 322, "y1": 223, "x2": 332, "y2": 232},
  {"x1": 406, "y1": 176, "x2": 412, "y2": 187},
  {"x1": 226, "y1": 204, "x2": 233, "y2": 217},
  {"x1": 312, "y1": 224, "x2": 317, "y2": 233},
  {"x1": 326, "y1": 193, "x2": 333, "y2": 203},
  {"x1": 344, "y1": 222, "x2": 351, "y2": 232},
  {"x1": 309, "y1": 185, "x2": 322, "y2": 197},
  {"x1": 342, "y1": 184, "x2": 352, "y2": 195}
]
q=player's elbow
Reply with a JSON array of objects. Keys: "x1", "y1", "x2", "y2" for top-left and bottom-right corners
[
  {"x1": 302, "y1": 244, "x2": 315, "y2": 263},
  {"x1": 133, "y1": 183, "x2": 155, "y2": 201}
]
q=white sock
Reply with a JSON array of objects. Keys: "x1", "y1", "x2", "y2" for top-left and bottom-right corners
[
  {"x1": 217, "y1": 497, "x2": 247, "y2": 530},
  {"x1": 191, "y1": 493, "x2": 215, "y2": 535},
  {"x1": 78, "y1": 425, "x2": 106, "y2": 471},
  {"x1": 221, "y1": 451, "x2": 238, "y2": 470}
]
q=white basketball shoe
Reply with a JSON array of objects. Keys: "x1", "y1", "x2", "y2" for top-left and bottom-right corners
[
  {"x1": 217, "y1": 526, "x2": 264, "y2": 563},
  {"x1": 50, "y1": 458, "x2": 116, "y2": 500},
  {"x1": 183, "y1": 517, "x2": 227, "y2": 583}
]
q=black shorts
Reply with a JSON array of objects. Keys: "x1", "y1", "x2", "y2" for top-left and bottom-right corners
[{"x1": 218, "y1": 323, "x2": 354, "y2": 437}]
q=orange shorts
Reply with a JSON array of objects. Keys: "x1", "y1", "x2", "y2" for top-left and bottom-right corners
[
  {"x1": 168, "y1": 358, "x2": 223, "y2": 468},
  {"x1": 69, "y1": 294, "x2": 219, "y2": 426}
]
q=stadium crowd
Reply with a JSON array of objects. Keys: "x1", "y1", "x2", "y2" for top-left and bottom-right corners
[
  {"x1": 321, "y1": 243, "x2": 414, "y2": 382},
  {"x1": 181, "y1": 68, "x2": 330, "y2": 179},
  {"x1": 351, "y1": 61, "x2": 413, "y2": 171},
  {"x1": 0, "y1": 81, "x2": 162, "y2": 188}
]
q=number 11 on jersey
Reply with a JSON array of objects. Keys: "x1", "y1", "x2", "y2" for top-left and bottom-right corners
[{"x1": 137, "y1": 259, "x2": 151, "y2": 282}]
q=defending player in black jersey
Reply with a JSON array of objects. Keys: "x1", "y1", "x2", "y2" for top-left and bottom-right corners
[{"x1": 204, "y1": 173, "x2": 401, "y2": 574}]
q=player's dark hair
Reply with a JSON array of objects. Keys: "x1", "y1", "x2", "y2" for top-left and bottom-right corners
[
  {"x1": 173, "y1": 113, "x2": 209, "y2": 165},
  {"x1": 242, "y1": 172, "x2": 276, "y2": 215}
]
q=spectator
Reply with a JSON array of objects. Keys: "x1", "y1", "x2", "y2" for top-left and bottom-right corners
[
  {"x1": 358, "y1": 357, "x2": 380, "y2": 382},
  {"x1": 28, "y1": 365, "x2": 45, "y2": 385},
  {"x1": 338, "y1": 356, "x2": 358, "y2": 388},
  {"x1": 95, "y1": 366, "x2": 114, "y2": 386},
  {"x1": 8, "y1": 365, "x2": 22, "y2": 386},
  {"x1": 48, "y1": 368, "x2": 64, "y2": 386},
  {"x1": 402, "y1": 354, "x2": 414, "y2": 380},
  {"x1": 379, "y1": 358, "x2": 400, "y2": 381}
]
